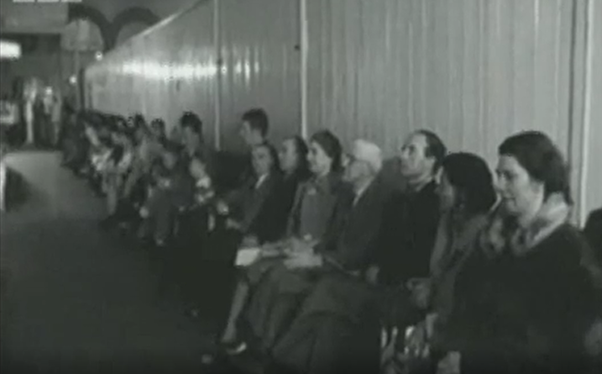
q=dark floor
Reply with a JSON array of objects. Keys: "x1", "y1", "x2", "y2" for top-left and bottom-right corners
[{"x1": 0, "y1": 151, "x2": 228, "y2": 374}]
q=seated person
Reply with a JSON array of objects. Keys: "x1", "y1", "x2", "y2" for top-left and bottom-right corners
[
  {"x1": 380, "y1": 153, "x2": 497, "y2": 374},
  {"x1": 89, "y1": 137, "x2": 113, "y2": 195},
  {"x1": 219, "y1": 142, "x2": 284, "y2": 245},
  {"x1": 268, "y1": 139, "x2": 397, "y2": 374},
  {"x1": 179, "y1": 112, "x2": 210, "y2": 161},
  {"x1": 138, "y1": 142, "x2": 194, "y2": 247},
  {"x1": 150, "y1": 117, "x2": 168, "y2": 146},
  {"x1": 376, "y1": 130, "x2": 446, "y2": 344},
  {"x1": 188, "y1": 153, "x2": 215, "y2": 208},
  {"x1": 100, "y1": 128, "x2": 136, "y2": 228},
  {"x1": 218, "y1": 130, "x2": 345, "y2": 353},
  {"x1": 111, "y1": 122, "x2": 164, "y2": 229}
]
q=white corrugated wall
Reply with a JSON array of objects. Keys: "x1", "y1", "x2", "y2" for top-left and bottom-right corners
[{"x1": 85, "y1": 0, "x2": 601, "y2": 223}]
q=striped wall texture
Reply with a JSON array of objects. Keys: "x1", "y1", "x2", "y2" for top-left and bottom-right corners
[{"x1": 85, "y1": 0, "x2": 601, "y2": 223}]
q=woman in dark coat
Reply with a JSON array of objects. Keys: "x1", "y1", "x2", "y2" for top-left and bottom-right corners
[
  {"x1": 219, "y1": 131, "x2": 346, "y2": 354},
  {"x1": 442, "y1": 132, "x2": 601, "y2": 374}
]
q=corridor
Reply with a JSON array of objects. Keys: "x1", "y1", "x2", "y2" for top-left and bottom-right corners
[{"x1": 0, "y1": 151, "x2": 216, "y2": 374}]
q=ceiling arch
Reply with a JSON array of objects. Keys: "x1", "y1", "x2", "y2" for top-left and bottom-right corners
[{"x1": 67, "y1": 3, "x2": 112, "y2": 50}]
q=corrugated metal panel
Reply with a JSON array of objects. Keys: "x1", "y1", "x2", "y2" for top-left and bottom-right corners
[
  {"x1": 86, "y1": 0, "x2": 217, "y2": 145},
  {"x1": 218, "y1": 0, "x2": 300, "y2": 151},
  {"x1": 85, "y1": 0, "x2": 598, "y2": 215},
  {"x1": 584, "y1": 0, "x2": 602, "y2": 214},
  {"x1": 306, "y1": 0, "x2": 573, "y2": 162}
]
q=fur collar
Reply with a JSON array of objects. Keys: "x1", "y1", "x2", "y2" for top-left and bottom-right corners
[{"x1": 480, "y1": 193, "x2": 571, "y2": 257}]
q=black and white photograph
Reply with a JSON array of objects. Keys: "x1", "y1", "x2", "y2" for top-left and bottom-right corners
[{"x1": 1, "y1": 0, "x2": 601, "y2": 373}]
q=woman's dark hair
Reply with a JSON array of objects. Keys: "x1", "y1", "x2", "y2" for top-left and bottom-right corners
[
  {"x1": 310, "y1": 130, "x2": 343, "y2": 172},
  {"x1": 254, "y1": 142, "x2": 281, "y2": 174},
  {"x1": 285, "y1": 135, "x2": 310, "y2": 176},
  {"x1": 441, "y1": 152, "x2": 497, "y2": 215},
  {"x1": 499, "y1": 131, "x2": 572, "y2": 204},
  {"x1": 415, "y1": 129, "x2": 447, "y2": 172},
  {"x1": 180, "y1": 112, "x2": 203, "y2": 134}
]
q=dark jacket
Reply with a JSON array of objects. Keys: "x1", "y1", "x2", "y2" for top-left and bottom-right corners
[
  {"x1": 377, "y1": 180, "x2": 441, "y2": 285},
  {"x1": 231, "y1": 171, "x2": 284, "y2": 244},
  {"x1": 448, "y1": 224, "x2": 601, "y2": 374},
  {"x1": 261, "y1": 169, "x2": 312, "y2": 242},
  {"x1": 584, "y1": 208, "x2": 602, "y2": 265},
  {"x1": 317, "y1": 175, "x2": 397, "y2": 273}
]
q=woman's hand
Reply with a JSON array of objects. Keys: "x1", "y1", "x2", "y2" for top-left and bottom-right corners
[
  {"x1": 158, "y1": 178, "x2": 171, "y2": 189},
  {"x1": 284, "y1": 252, "x2": 322, "y2": 269},
  {"x1": 139, "y1": 207, "x2": 149, "y2": 218},
  {"x1": 436, "y1": 351, "x2": 460, "y2": 374},
  {"x1": 286, "y1": 237, "x2": 317, "y2": 255},
  {"x1": 226, "y1": 218, "x2": 242, "y2": 230},
  {"x1": 216, "y1": 200, "x2": 229, "y2": 215}
]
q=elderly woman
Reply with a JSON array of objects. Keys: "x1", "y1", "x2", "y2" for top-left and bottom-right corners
[
  {"x1": 440, "y1": 132, "x2": 601, "y2": 374},
  {"x1": 219, "y1": 130, "x2": 346, "y2": 354}
]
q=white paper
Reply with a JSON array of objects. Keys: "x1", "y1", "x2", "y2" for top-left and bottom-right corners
[{"x1": 235, "y1": 247, "x2": 261, "y2": 267}]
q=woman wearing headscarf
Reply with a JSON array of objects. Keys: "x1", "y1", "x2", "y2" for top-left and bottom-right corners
[
  {"x1": 218, "y1": 130, "x2": 348, "y2": 355},
  {"x1": 442, "y1": 132, "x2": 601, "y2": 374}
]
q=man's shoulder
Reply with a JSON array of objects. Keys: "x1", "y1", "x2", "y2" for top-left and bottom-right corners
[{"x1": 586, "y1": 208, "x2": 602, "y2": 226}]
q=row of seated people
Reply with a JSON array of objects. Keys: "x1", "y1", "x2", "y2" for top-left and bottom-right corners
[{"x1": 60, "y1": 107, "x2": 602, "y2": 374}]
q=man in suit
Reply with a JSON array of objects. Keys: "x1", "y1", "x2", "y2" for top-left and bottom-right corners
[
  {"x1": 377, "y1": 130, "x2": 445, "y2": 286},
  {"x1": 376, "y1": 130, "x2": 446, "y2": 350}
]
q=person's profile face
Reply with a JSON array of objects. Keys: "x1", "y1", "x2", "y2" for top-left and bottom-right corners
[
  {"x1": 307, "y1": 141, "x2": 332, "y2": 176},
  {"x1": 239, "y1": 121, "x2": 254, "y2": 146},
  {"x1": 252, "y1": 145, "x2": 273, "y2": 176},
  {"x1": 399, "y1": 133, "x2": 433, "y2": 178},
  {"x1": 495, "y1": 155, "x2": 544, "y2": 217},
  {"x1": 343, "y1": 154, "x2": 367, "y2": 183},
  {"x1": 279, "y1": 139, "x2": 299, "y2": 174}
]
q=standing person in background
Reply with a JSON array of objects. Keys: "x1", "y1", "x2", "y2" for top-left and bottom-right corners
[{"x1": 50, "y1": 93, "x2": 62, "y2": 148}]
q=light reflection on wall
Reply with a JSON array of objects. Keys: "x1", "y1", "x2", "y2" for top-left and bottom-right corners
[{"x1": 121, "y1": 61, "x2": 220, "y2": 80}]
